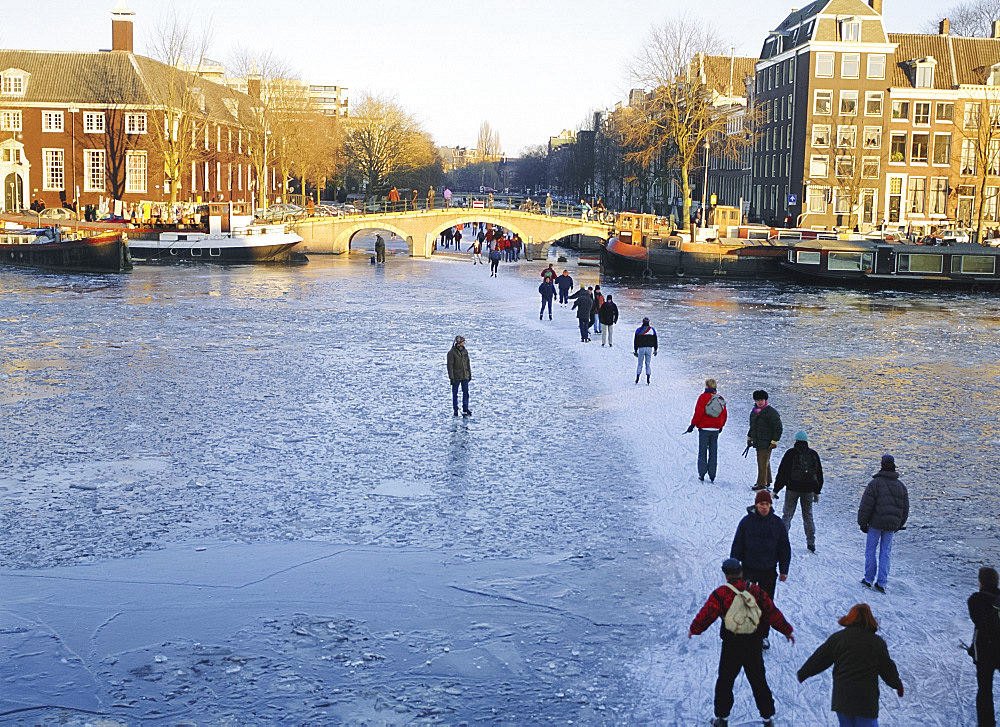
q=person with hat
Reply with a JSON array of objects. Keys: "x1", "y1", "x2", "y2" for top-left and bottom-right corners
[
  {"x1": 730, "y1": 489, "x2": 791, "y2": 649},
  {"x1": 633, "y1": 317, "x2": 658, "y2": 384},
  {"x1": 773, "y1": 430, "x2": 824, "y2": 553},
  {"x1": 569, "y1": 285, "x2": 594, "y2": 342},
  {"x1": 689, "y1": 557, "x2": 794, "y2": 727},
  {"x1": 556, "y1": 270, "x2": 574, "y2": 305},
  {"x1": 446, "y1": 335, "x2": 472, "y2": 417},
  {"x1": 858, "y1": 454, "x2": 909, "y2": 593},
  {"x1": 748, "y1": 390, "x2": 782, "y2": 491}
]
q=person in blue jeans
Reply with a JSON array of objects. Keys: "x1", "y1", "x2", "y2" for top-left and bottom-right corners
[
  {"x1": 686, "y1": 378, "x2": 728, "y2": 482},
  {"x1": 857, "y1": 454, "x2": 909, "y2": 593},
  {"x1": 633, "y1": 317, "x2": 657, "y2": 384},
  {"x1": 446, "y1": 336, "x2": 472, "y2": 416}
]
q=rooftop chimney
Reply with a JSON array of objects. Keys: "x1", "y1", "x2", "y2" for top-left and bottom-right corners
[
  {"x1": 939, "y1": 18, "x2": 950, "y2": 35},
  {"x1": 869, "y1": 0, "x2": 883, "y2": 15},
  {"x1": 111, "y1": 0, "x2": 135, "y2": 53},
  {"x1": 994, "y1": 19, "x2": 1000, "y2": 38}
]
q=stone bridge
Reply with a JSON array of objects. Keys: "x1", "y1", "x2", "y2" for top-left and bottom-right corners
[{"x1": 291, "y1": 209, "x2": 612, "y2": 258}]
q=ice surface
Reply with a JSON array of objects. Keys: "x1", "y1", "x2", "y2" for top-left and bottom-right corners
[{"x1": 0, "y1": 249, "x2": 996, "y2": 724}]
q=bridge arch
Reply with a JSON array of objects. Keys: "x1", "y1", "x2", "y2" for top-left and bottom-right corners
[{"x1": 426, "y1": 215, "x2": 531, "y2": 249}]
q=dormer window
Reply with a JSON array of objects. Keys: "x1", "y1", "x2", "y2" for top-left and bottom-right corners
[
  {"x1": 840, "y1": 18, "x2": 861, "y2": 42},
  {"x1": 914, "y1": 57, "x2": 937, "y2": 88},
  {"x1": 989, "y1": 63, "x2": 1000, "y2": 85},
  {"x1": 0, "y1": 70, "x2": 27, "y2": 96}
]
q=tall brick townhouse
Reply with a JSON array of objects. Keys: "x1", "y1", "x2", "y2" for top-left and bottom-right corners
[
  {"x1": 0, "y1": 5, "x2": 259, "y2": 213},
  {"x1": 751, "y1": 0, "x2": 1000, "y2": 235}
]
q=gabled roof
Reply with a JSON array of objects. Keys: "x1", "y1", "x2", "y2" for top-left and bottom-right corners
[
  {"x1": 699, "y1": 55, "x2": 757, "y2": 96},
  {"x1": 888, "y1": 33, "x2": 1000, "y2": 88},
  {"x1": 763, "y1": 0, "x2": 887, "y2": 59},
  {"x1": 0, "y1": 49, "x2": 254, "y2": 125}
]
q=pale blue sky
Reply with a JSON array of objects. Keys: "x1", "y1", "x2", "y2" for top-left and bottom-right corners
[{"x1": 4, "y1": 0, "x2": 954, "y2": 154}]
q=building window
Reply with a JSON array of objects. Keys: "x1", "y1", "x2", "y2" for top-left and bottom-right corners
[
  {"x1": 814, "y1": 89, "x2": 833, "y2": 115},
  {"x1": 868, "y1": 54, "x2": 886, "y2": 79},
  {"x1": 84, "y1": 149, "x2": 105, "y2": 192},
  {"x1": 929, "y1": 177, "x2": 948, "y2": 214},
  {"x1": 911, "y1": 133, "x2": 929, "y2": 163},
  {"x1": 891, "y1": 101, "x2": 909, "y2": 121},
  {"x1": 837, "y1": 125, "x2": 857, "y2": 148},
  {"x1": 865, "y1": 92, "x2": 883, "y2": 116},
  {"x1": 810, "y1": 155, "x2": 829, "y2": 177},
  {"x1": 834, "y1": 190, "x2": 852, "y2": 214},
  {"x1": 840, "y1": 90, "x2": 859, "y2": 116},
  {"x1": 841, "y1": 20, "x2": 861, "y2": 42},
  {"x1": 863, "y1": 126, "x2": 882, "y2": 149},
  {"x1": 915, "y1": 63, "x2": 935, "y2": 89},
  {"x1": 961, "y1": 139, "x2": 977, "y2": 174},
  {"x1": 842, "y1": 53, "x2": 861, "y2": 79},
  {"x1": 890, "y1": 133, "x2": 907, "y2": 162},
  {"x1": 812, "y1": 124, "x2": 831, "y2": 147},
  {"x1": 984, "y1": 188, "x2": 999, "y2": 221},
  {"x1": 42, "y1": 111, "x2": 64, "y2": 132},
  {"x1": 125, "y1": 113, "x2": 147, "y2": 134},
  {"x1": 935, "y1": 102, "x2": 954, "y2": 122},
  {"x1": 808, "y1": 186, "x2": 828, "y2": 213},
  {"x1": 862, "y1": 157, "x2": 880, "y2": 178},
  {"x1": 1, "y1": 147, "x2": 21, "y2": 163},
  {"x1": 0, "y1": 74, "x2": 24, "y2": 95},
  {"x1": 907, "y1": 177, "x2": 926, "y2": 214},
  {"x1": 964, "y1": 102, "x2": 981, "y2": 129},
  {"x1": 83, "y1": 112, "x2": 105, "y2": 133},
  {"x1": 126, "y1": 151, "x2": 147, "y2": 193},
  {"x1": 42, "y1": 149, "x2": 64, "y2": 190},
  {"x1": 0, "y1": 109, "x2": 21, "y2": 131},
  {"x1": 216, "y1": 161, "x2": 221, "y2": 191},
  {"x1": 933, "y1": 133, "x2": 951, "y2": 164},
  {"x1": 989, "y1": 140, "x2": 1000, "y2": 175},
  {"x1": 835, "y1": 156, "x2": 855, "y2": 178},
  {"x1": 914, "y1": 102, "x2": 931, "y2": 125},
  {"x1": 815, "y1": 52, "x2": 834, "y2": 77}
]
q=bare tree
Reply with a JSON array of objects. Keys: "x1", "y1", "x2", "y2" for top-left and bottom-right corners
[
  {"x1": 957, "y1": 87, "x2": 1000, "y2": 241},
  {"x1": 343, "y1": 93, "x2": 435, "y2": 201},
  {"x1": 476, "y1": 121, "x2": 502, "y2": 161},
  {"x1": 84, "y1": 56, "x2": 145, "y2": 201},
  {"x1": 922, "y1": 1, "x2": 1000, "y2": 36},
  {"x1": 619, "y1": 16, "x2": 755, "y2": 225},
  {"x1": 143, "y1": 9, "x2": 214, "y2": 205},
  {"x1": 290, "y1": 114, "x2": 344, "y2": 205}
]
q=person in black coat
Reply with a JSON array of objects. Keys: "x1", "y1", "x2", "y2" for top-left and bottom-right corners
[
  {"x1": 858, "y1": 454, "x2": 909, "y2": 593},
  {"x1": 797, "y1": 603, "x2": 904, "y2": 723},
  {"x1": 774, "y1": 430, "x2": 824, "y2": 553},
  {"x1": 569, "y1": 285, "x2": 594, "y2": 342},
  {"x1": 748, "y1": 390, "x2": 782, "y2": 490},
  {"x1": 538, "y1": 280, "x2": 556, "y2": 320},
  {"x1": 598, "y1": 294, "x2": 619, "y2": 347},
  {"x1": 556, "y1": 270, "x2": 574, "y2": 305},
  {"x1": 970, "y1": 566, "x2": 1000, "y2": 727},
  {"x1": 730, "y1": 489, "x2": 791, "y2": 647}
]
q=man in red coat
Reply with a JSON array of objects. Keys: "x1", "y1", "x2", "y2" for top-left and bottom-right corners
[
  {"x1": 687, "y1": 378, "x2": 728, "y2": 482},
  {"x1": 690, "y1": 558, "x2": 794, "y2": 727}
]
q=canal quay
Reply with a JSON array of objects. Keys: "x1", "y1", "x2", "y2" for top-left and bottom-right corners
[{"x1": 1, "y1": 247, "x2": 998, "y2": 725}]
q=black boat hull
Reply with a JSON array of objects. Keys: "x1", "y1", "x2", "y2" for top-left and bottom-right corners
[
  {"x1": 602, "y1": 241, "x2": 786, "y2": 280},
  {"x1": 128, "y1": 241, "x2": 301, "y2": 263},
  {"x1": 0, "y1": 235, "x2": 132, "y2": 273}
]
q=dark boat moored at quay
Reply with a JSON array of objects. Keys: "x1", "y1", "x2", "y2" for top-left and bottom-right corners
[
  {"x1": 0, "y1": 227, "x2": 132, "y2": 273},
  {"x1": 781, "y1": 238, "x2": 1000, "y2": 292}
]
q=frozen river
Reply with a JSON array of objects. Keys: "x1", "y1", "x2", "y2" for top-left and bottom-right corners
[{"x1": 1, "y1": 245, "x2": 997, "y2": 725}]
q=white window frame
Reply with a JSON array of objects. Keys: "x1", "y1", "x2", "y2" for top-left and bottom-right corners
[
  {"x1": 810, "y1": 155, "x2": 829, "y2": 178},
  {"x1": 890, "y1": 132, "x2": 907, "y2": 163},
  {"x1": 913, "y1": 102, "x2": 931, "y2": 125},
  {"x1": 841, "y1": 52, "x2": 861, "y2": 79},
  {"x1": 898, "y1": 253, "x2": 943, "y2": 273},
  {"x1": 815, "y1": 52, "x2": 834, "y2": 78},
  {"x1": 928, "y1": 177, "x2": 948, "y2": 215},
  {"x1": 862, "y1": 157, "x2": 880, "y2": 179},
  {"x1": 125, "y1": 112, "x2": 147, "y2": 134},
  {"x1": 935, "y1": 102, "x2": 954, "y2": 122},
  {"x1": 865, "y1": 92, "x2": 883, "y2": 117},
  {"x1": 932, "y1": 133, "x2": 951, "y2": 165},
  {"x1": 841, "y1": 21, "x2": 861, "y2": 42},
  {"x1": 0, "y1": 74, "x2": 25, "y2": 95},
  {"x1": 84, "y1": 149, "x2": 105, "y2": 192},
  {"x1": 835, "y1": 156, "x2": 855, "y2": 178},
  {"x1": 796, "y1": 250, "x2": 821, "y2": 264},
  {"x1": 915, "y1": 63, "x2": 935, "y2": 89},
  {"x1": 0, "y1": 109, "x2": 21, "y2": 131},
  {"x1": 867, "y1": 54, "x2": 886, "y2": 79},
  {"x1": 840, "y1": 90, "x2": 859, "y2": 116},
  {"x1": 812, "y1": 124, "x2": 831, "y2": 147},
  {"x1": 814, "y1": 89, "x2": 833, "y2": 115},
  {"x1": 863, "y1": 126, "x2": 882, "y2": 149},
  {"x1": 125, "y1": 150, "x2": 147, "y2": 194},
  {"x1": 42, "y1": 111, "x2": 64, "y2": 132},
  {"x1": 808, "y1": 186, "x2": 829, "y2": 213},
  {"x1": 837, "y1": 125, "x2": 857, "y2": 149},
  {"x1": 829, "y1": 251, "x2": 865, "y2": 270},
  {"x1": 952, "y1": 255, "x2": 996, "y2": 274},
  {"x1": 891, "y1": 100, "x2": 909, "y2": 121},
  {"x1": 911, "y1": 133, "x2": 930, "y2": 164},
  {"x1": 42, "y1": 148, "x2": 64, "y2": 190},
  {"x1": 83, "y1": 112, "x2": 105, "y2": 133}
]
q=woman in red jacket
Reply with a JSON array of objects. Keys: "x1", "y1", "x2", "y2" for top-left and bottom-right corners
[{"x1": 687, "y1": 378, "x2": 728, "y2": 482}]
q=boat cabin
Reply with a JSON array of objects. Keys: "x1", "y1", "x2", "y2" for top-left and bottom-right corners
[{"x1": 613, "y1": 213, "x2": 678, "y2": 249}]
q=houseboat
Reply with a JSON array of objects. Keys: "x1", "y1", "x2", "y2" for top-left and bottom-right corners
[
  {"x1": 127, "y1": 202, "x2": 305, "y2": 264},
  {"x1": 0, "y1": 226, "x2": 131, "y2": 273},
  {"x1": 781, "y1": 238, "x2": 1000, "y2": 291}
]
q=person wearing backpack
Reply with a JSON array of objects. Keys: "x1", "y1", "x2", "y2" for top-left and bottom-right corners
[
  {"x1": 969, "y1": 566, "x2": 1000, "y2": 726},
  {"x1": 857, "y1": 454, "x2": 908, "y2": 593},
  {"x1": 686, "y1": 378, "x2": 728, "y2": 482},
  {"x1": 797, "y1": 603, "x2": 904, "y2": 726},
  {"x1": 773, "y1": 430, "x2": 824, "y2": 553},
  {"x1": 689, "y1": 558, "x2": 794, "y2": 727}
]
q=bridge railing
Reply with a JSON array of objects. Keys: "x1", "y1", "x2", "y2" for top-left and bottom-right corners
[{"x1": 318, "y1": 196, "x2": 616, "y2": 224}]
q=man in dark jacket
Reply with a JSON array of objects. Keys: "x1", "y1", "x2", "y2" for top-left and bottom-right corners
[
  {"x1": 687, "y1": 378, "x2": 728, "y2": 483},
  {"x1": 633, "y1": 317, "x2": 657, "y2": 384},
  {"x1": 591, "y1": 285, "x2": 604, "y2": 333},
  {"x1": 748, "y1": 390, "x2": 782, "y2": 490},
  {"x1": 969, "y1": 566, "x2": 1000, "y2": 727},
  {"x1": 858, "y1": 454, "x2": 909, "y2": 593},
  {"x1": 538, "y1": 279, "x2": 556, "y2": 320},
  {"x1": 556, "y1": 270, "x2": 574, "y2": 305},
  {"x1": 598, "y1": 294, "x2": 619, "y2": 347},
  {"x1": 446, "y1": 336, "x2": 472, "y2": 417},
  {"x1": 569, "y1": 285, "x2": 594, "y2": 342},
  {"x1": 689, "y1": 558, "x2": 794, "y2": 727},
  {"x1": 774, "y1": 430, "x2": 824, "y2": 553},
  {"x1": 731, "y1": 489, "x2": 791, "y2": 648}
]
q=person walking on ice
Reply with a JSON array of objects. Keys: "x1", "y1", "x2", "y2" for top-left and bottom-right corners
[
  {"x1": 570, "y1": 285, "x2": 594, "y2": 342},
  {"x1": 446, "y1": 336, "x2": 472, "y2": 417},
  {"x1": 797, "y1": 603, "x2": 904, "y2": 726},
  {"x1": 556, "y1": 270, "x2": 574, "y2": 305},
  {"x1": 858, "y1": 454, "x2": 908, "y2": 593},
  {"x1": 968, "y1": 565, "x2": 1000, "y2": 727},
  {"x1": 748, "y1": 390, "x2": 782, "y2": 491},
  {"x1": 686, "y1": 378, "x2": 727, "y2": 482},
  {"x1": 633, "y1": 317, "x2": 657, "y2": 384},
  {"x1": 538, "y1": 278, "x2": 556, "y2": 320},
  {"x1": 689, "y1": 558, "x2": 794, "y2": 727},
  {"x1": 773, "y1": 430, "x2": 823, "y2": 552},
  {"x1": 598, "y1": 294, "x2": 618, "y2": 346}
]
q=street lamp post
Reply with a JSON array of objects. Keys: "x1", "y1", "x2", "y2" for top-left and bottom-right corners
[
  {"x1": 701, "y1": 137, "x2": 710, "y2": 229},
  {"x1": 69, "y1": 107, "x2": 79, "y2": 211}
]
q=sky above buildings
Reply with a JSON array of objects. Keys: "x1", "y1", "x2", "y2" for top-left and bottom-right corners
[{"x1": 3, "y1": 0, "x2": 957, "y2": 154}]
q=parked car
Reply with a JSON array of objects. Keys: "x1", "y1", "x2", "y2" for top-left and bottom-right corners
[
  {"x1": 38, "y1": 207, "x2": 77, "y2": 220},
  {"x1": 258, "y1": 203, "x2": 305, "y2": 222},
  {"x1": 939, "y1": 229, "x2": 970, "y2": 244}
]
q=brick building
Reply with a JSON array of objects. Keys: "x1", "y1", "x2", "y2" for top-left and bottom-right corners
[{"x1": 0, "y1": 5, "x2": 258, "y2": 214}]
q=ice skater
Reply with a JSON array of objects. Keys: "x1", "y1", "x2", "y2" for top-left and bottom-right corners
[
  {"x1": 446, "y1": 335, "x2": 472, "y2": 417},
  {"x1": 686, "y1": 378, "x2": 727, "y2": 482},
  {"x1": 858, "y1": 454, "x2": 908, "y2": 593},
  {"x1": 773, "y1": 430, "x2": 823, "y2": 552},
  {"x1": 633, "y1": 317, "x2": 657, "y2": 384}
]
